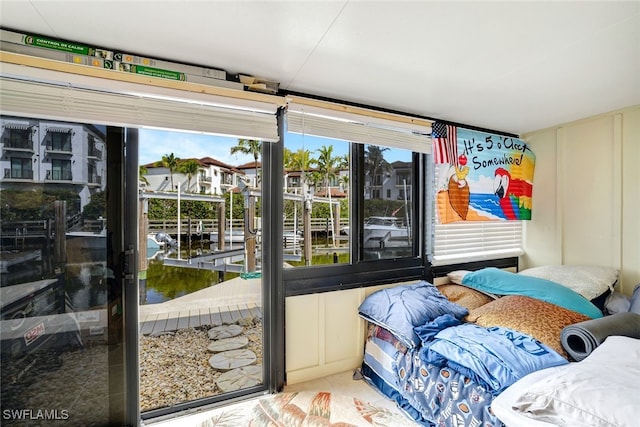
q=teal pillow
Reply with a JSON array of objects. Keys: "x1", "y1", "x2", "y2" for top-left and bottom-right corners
[{"x1": 462, "y1": 268, "x2": 602, "y2": 319}]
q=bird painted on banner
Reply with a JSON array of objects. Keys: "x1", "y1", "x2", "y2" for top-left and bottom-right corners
[{"x1": 494, "y1": 168, "x2": 533, "y2": 220}]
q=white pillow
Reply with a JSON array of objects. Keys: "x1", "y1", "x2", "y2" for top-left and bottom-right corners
[
  {"x1": 446, "y1": 270, "x2": 471, "y2": 285},
  {"x1": 518, "y1": 265, "x2": 618, "y2": 301},
  {"x1": 501, "y1": 336, "x2": 640, "y2": 427}
]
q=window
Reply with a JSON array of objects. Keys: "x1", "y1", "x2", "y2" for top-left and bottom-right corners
[
  {"x1": 287, "y1": 175, "x2": 300, "y2": 188},
  {"x1": 4, "y1": 127, "x2": 32, "y2": 150},
  {"x1": 88, "y1": 163, "x2": 100, "y2": 184},
  {"x1": 282, "y1": 132, "x2": 349, "y2": 267},
  {"x1": 49, "y1": 130, "x2": 72, "y2": 152},
  {"x1": 283, "y1": 101, "x2": 431, "y2": 294},
  {"x1": 396, "y1": 170, "x2": 411, "y2": 186},
  {"x1": 363, "y1": 145, "x2": 414, "y2": 260},
  {"x1": 87, "y1": 135, "x2": 102, "y2": 159},
  {"x1": 50, "y1": 159, "x2": 72, "y2": 181},
  {"x1": 9, "y1": 157, "x2": 33, "y2": 179}
]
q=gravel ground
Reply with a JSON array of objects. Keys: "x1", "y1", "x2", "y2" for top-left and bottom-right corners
[{"x1": 140, "y1": 317, "x2": 263, "y2": 412}]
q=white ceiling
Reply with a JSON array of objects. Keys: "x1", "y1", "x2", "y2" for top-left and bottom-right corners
[{"x1": 1, "y1": 1, "x2": 639, "y2": 135}]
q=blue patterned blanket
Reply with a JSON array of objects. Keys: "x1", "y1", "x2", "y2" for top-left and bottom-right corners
[
  {"x1": 396, "y1": 349, "x2": 499, "y2": 426},
  {"x1": 394, "y1": 318, "x2": 568, "y2": 426}
]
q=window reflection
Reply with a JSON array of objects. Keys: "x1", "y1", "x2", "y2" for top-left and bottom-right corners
[{"x1": 1, "y1": 116, "x2": 111, "y2": 426}]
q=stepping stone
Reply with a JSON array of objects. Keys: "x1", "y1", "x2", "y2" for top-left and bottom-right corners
[
  {"x1": 208, "y1": 349, "x2": 257, "y2": 371},
  {"x1": 215, "y1": 365, "x2": 263, "y2": 393},
  {"x1": 207, "y1": 336, "x2": 249, "y2": 353},
  {"x1": 208, "y1": 324, "x2": 243, "y2": 340}
]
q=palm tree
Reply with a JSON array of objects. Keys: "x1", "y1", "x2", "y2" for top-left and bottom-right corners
[
  {"x1": 230, "y1": 139, "x2": 261, "y2": 186},
  {"x1": 316, "y1": 145, "x2": 341, "y2": 195},
  {"x1": 139, "y1": 165, "x2": 149, "y2": 187},
  {"x1": 364, "y1": 146, "x2": 391, "y2": 199},
  {"x1": 283, "y1": 147, "x2": 293, "y2": 171},
  {"x1": 161, "y1": 153, "x2": 179, "y2": 190},
  {"x1": 316, "y1": 145, "x2": 342, "y2": 246},
  {"x1": 178, "y1": 159, "x2": 201, "y2": 193},
  {"x1": 286, "y1": 148, "x2": 316, "y2": 195}
]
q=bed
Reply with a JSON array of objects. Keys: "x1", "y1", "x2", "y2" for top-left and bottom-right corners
[{"x1": 358, "y1": 266, "x2": 640, "y2": 427}]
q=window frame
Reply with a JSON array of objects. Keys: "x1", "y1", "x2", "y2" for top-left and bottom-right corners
[
  {"x1": 283, "y1": 143, "x2": 428, "y2": 297},
  {"x1": 6, "y1": 128, "x2": 32, "y2": 149},
  {"x1": 9, "y1": 156, "x2": 33, "y2": 179}
]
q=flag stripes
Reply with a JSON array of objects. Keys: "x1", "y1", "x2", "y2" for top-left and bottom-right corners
[{"x1": 432, "y1": 122, "x2": 457, "y2": 164}]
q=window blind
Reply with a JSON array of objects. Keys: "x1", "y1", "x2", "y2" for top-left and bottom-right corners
[
  {"x1": 287, "y1": 103, "x2": 431, "y2": 153},
  {"x1": 0, "y1": 63, "x2": 280, "y2": 141},
  {"x1": 431, "y1": 220, "x2": 524, "y2": 265}
]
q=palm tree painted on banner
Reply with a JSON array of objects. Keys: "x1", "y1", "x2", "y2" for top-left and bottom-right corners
[
  {"x1": 364, "y1": 145, "x2": 391, "y2": 199},
  {"x1": 161, "y1": 153, "x2": 179, "y2": 191},
  {"x1": 179, "y1": 159, "x2": 201, "y2": 193},
  {"x1": 231, "y1": 139, "x2": 261, "y2": 186}
]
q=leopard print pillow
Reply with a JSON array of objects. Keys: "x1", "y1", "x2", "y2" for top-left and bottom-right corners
[
  {"x1": 467, "y1": 295, "x2": 590, "y2": 359},
  {"x1": 437, "y1": 284, "x2": 494, "y2": 310}
]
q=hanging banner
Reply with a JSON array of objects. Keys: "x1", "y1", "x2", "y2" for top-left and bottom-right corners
[{"x1": 432, "y1": 122, "x2": 535, "y2": 223}]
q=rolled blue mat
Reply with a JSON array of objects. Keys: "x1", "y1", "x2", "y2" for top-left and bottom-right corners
[{"x1": 561, "y1": 312, "x2": 640, "y2": 361}]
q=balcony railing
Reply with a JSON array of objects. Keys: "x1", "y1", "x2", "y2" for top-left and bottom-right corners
[
  {"x1": 88, "y1": 174, "x2": 102, "y2": 185},
  {"x1": 3, "y1": 140, "x2": 34, "y2": 151},
  {"x1": 88, "y1": 146, "x2": 103, "y2": 159},
  {"x1": 3, "y1": 168, "x2": 34, "y2": 179},
  {"x1": 46, "y1": 143, "x2": 73, "y2": 154},
  {"x1": 46, "y1": 170, "x2": 73, "y2": 181}
]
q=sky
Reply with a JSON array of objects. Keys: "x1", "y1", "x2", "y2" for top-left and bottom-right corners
[{"x1": 139, "y1": 128, "x2": 409, "y2": 167}]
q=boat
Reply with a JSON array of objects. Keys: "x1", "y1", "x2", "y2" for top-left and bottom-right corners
[
  {"x1": 66, "y1": 229, "x2": 172, "y2": 257},
  {"x1": 360, "y1": 216, "x2": 411, "y2": 249},
  {"x1": 147, "y1": 233, "x2": 167, "y2": 250}
]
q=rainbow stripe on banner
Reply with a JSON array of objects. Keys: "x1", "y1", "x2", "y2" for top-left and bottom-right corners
[{"x1": 433, "y1": 124, "x2": 535, "y2": 223}]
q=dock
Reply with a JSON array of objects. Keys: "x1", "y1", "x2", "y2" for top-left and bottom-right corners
[{"x1": 138, "y1": 275, "x2": 262, "y2": 335}]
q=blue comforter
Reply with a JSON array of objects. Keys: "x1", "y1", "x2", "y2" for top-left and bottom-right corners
[{"x1": 419, "y1": 321, "x2": 568, "y2": 394}]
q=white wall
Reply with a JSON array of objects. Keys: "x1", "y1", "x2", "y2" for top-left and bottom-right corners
[
  {"x1": 285, "y1": 282, "x2": 409, "y2": 385},
  {"x1": 522, "y1": 106, "x2": 640, "y2": 295}
]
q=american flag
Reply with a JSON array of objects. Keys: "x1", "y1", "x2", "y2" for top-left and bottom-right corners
[{"x1": 432, "y1": 122, "x2": 457, "y2": 164}]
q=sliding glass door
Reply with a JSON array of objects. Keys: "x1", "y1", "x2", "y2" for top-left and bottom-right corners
[
  {"x1": 1, "y1": 64, "x2": 281, "y2": 425},
  {"x1": 0, "y1": 116, "x2": 128, "y2": 426}
]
